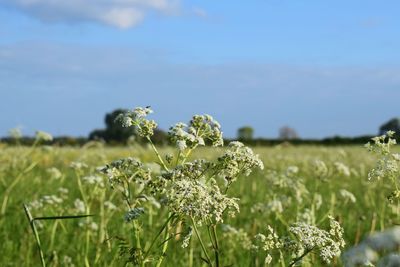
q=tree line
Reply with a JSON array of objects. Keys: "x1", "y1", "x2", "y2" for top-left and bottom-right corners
[{"x1": 2, "y1": 109, "x2": 399, "y2": 146}]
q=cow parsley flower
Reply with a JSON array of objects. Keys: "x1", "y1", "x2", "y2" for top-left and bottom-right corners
[
  {"x1": 339, "y1": 189, "x2": 356, "y2": 203},
  {"x1": 289, "y1": 216, "x2": 345, "y2": 264},
  {"x1": 74, "y1": 199, "x2": 86, "y2": 213},
  {"x1": 116, "y1": 107, "x2": 157, "y2": 138},
  {"x1": 167, "y1": 179, "x2": 239, "y2": 224},
  {"x1": 35, "y1": 130, "x2": 53, "y2": 142},
  {"x1": 366, "y1": 132, "x2": 400, "y2": 201},
  {"x1": 216, "y1": 141, "x2": 264, "y2": 183},
  {"x1": 221, "y1": 224, "x2": 252, "y2": 251},
  {"x1": 169, "y1": 114, "x2": 224, "y2": 150},
  {"x1": 82, "y1": 175, "x2": 105, "y2": 187},
  {"x1": 100, "y1": 157, "x2": 151, "y2": 189},
  {"x1": 314, "y1": 159, "x2": 329, "y2": 179},
  {"x1": 334, "y1": 162, "x2": 351, "y2": 177},
  {"x1": 181, "y1": 226, "x2": 193, "y2": 248},
  {"x1": 104, "y1": 201, "x2": 117, "y2": 211},
  {"x1": 47, "y1": 167, "x2": 62, "y2": 179},
  {"x1": 8, "y1": 127, "x2": 22, "y2": 139}
]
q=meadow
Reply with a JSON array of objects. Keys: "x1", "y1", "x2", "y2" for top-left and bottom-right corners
[
  {"x1": 0, "y1": 110, "x2": 398, "y2": 267},
  {"x1": 0, "y1": 143, "x2": 395, "y2": 266}
]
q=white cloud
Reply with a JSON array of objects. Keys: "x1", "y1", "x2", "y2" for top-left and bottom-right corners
[{"x1": 1, "y1": 0, "x2": 180, "y2": 28}]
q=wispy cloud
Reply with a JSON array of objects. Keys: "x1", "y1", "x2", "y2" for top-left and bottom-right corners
[
  {"x1": 1, "y1": 0, "x2": 180, "y2": 28},
  {"x1": 1, "y1": 42, "x2": 400, "y2": 138}
]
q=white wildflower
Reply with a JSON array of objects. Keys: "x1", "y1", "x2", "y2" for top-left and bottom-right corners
[
  {"x1": 8, "y1": 127, "x2": 22, "y2": 139},
  {"x1": 314, "y1": 159, "x2": 329, "y2": 178},
  {"x1": 289, "y1": 216, "x2": 345, "y2": 263},
  {"x1": 104, "y1": 201, "x2": 117, "y2": 211},
  {"x1": 334, "y1": 162, "x2": 351, "y2": 177},
  {"x1": 339, "y1": 189, "x2": 356, "y2": 203},
  {"x1": 181, "y1": 226, "x2": 193, "y2": 248},
  {"x1": 74, "y1": 199, "x2": 86, "y2": 213},
  {"x1": 35, "y1": 130, "x2": 53, "y2": 142},
  {"x1": 47, "y1": 167, "x2": 62, "y2": 179}
]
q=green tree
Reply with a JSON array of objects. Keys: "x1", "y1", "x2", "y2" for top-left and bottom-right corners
[
  {"x1": 380, "y1": 118, "x2": 400, "y2": 137},
  {"x1": 89, "y1": 109, "x2": 136, "y2": 143},
  {"x1": 279, "y1": 126, "x2": 298, "y2": 140},
  {"x1": 237, "y1": 126, "x2": 254, "y2": 141},
  {"x1": 89, "y1": 109, "x2": 168, "y2": 144}
]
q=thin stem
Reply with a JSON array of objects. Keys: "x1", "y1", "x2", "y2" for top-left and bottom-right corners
[
  {"x1": 155, "y1": 225, "x2": 170, "y2": 267},
  {"x1": 190, "y1": 216, "x2": 212, "y2": 266},
  {"x1": 211, "y1": 225, "x2": 220, "y2": 267},
  {"x1": 147, "y1": 137, "x2": 169, "y2": 171},
  {"x1": 181, "y1": 145, "x2": 198, "y2": 165},
  {"x1": 23, "y1": 204, "x2": 46, "y2": 267},
  {"x1": 288, "y1": 247, "x2": 313, "y2": 267},
  {"x1": 144, "y1": 213, "x2": 175, "y2": 260},
  {"x1": 2, "y1": 162, "x2": 37, "y2": 215}
]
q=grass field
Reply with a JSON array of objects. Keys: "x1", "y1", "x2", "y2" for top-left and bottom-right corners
[{"x1": 0, "y1": 142, "x2": 397, "y2": 266}]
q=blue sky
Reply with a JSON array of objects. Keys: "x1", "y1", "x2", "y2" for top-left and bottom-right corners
[{"x1": 1, "y1": 0, "x2": 400, "y2": 138}]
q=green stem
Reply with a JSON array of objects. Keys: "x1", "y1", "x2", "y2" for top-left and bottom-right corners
[
  {"x1": 182, "y1": 145, "x2": 198, "y2": 165},
  {"x1": 147, "y1": 137, "x2": 169, "y2": 171},
  {"x1": 190, "y1": 216, "x2": 212, "y2": 266},
  {"x1": 1, "y1": 162, "x2": 37, "y2": 215},
  {"x1": 211, "y1": 225, "x2": 220, "y2": 267},
  {"x1": 288, "y1": 248, "x2": 313, "y2": 267},
  {"x1": 23, "y1": 204, "x2": 46, "y2": 267},
  {"x1": 144, "y1": 213, "x2": 175, "y2": 260},
  {"x1": 155, "y1": 227, "x2": 170, "y2": 267}
]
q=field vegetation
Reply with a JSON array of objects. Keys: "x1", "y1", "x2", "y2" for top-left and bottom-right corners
[{"x1": 0, "y1": 108, "x2": 398, "y2": 267}]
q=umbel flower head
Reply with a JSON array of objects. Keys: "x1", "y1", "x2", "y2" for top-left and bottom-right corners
[
  {"x1": 168, "y1": 114, "x2": 223, "y2": 151},
  {"x1": 101, "y1": 107, "x2": 264, "y2": 236},
  {"x1": 116, "y1": 107, "x2": 157, "y2": 138},
  {"x1": 366, "y1": 131, "x2": 400, "y2": 202},
  {"x1": 289, "y1": 215, "x2": 345, "y2": 264},
  {"x1": 217, "y1": 141, "x2": 264, "y2": 183},
  {"x1": 166, "y1": 179, "x2": 239, "y2": 224},
  {"x1": 100, "y1": 157, "x2": 151, "y2": 189},
  {"x1": 366, "y1": 131, "x2": 399, "y2": 181}
]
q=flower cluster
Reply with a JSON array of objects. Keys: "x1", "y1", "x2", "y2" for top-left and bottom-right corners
[
  {"x1": 366, "y1": 131, "x2": 400, "y2": 202},
  {"x1": 221, "y1": 224, "x2": 252, "y2": 251},
  {"x1": 100, "y1": 157, "x2": 151, "y2": 189},
  {"x1": 266, "y1": 167, "x2": 309, "y2": 203},
  {"x1": 82, "y1": 175, "x2": 105, "y2": 187},
  {"x1": 8, "y1": 127, "x2": 22, "y2": 139},
  {"x1": 168, "y1": 114, "x2": 223, "y2": 151},
  {"x1": 28, "y1": 194, "x2": 64, "y2": 209},
  {"x1": 35, "y1": 130, "x2": 53, "y2": 142},
  {"x1": 98, "y1": 107, "x2": 269, "y2": 266},
  {"x1": 289, "y1": 216, "x2": 345, "y2": 263},
  {"x1": 366, "y1": 131, "x2": 399, "y2": 181},
  {"x1": 334, "y1": 162, "x2": 351, "y2": 177},
  {"x1": 216, "y1": 141, "x2": 264, "y2": 183},
  {"x1": 167, "y1": 179, "x2": 239, "y2": 224},
  {"x1": 252, "y1": 226, "x2": 282, "y2": 265},
  {"x1": 116, "y1": 107, "x2": 157, "y2": 138},
  {"x1": 314, "y1": 159, "x2": 329, "y2": 179},
  {"x1": 339, "y1": 189, "x2": 356, "y2": 203}
]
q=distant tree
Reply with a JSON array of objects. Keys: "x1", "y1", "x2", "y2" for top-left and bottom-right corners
[
  {"x1": 89, "y1": 109, "x2": 168, "y2": 144},
  {"x1": 237, "y1": 126, "x2": 254, "y2": 141},
  {"x1": 89, "y1": 109, "x2": 136, "y2": 143},
  {"x1": 379, "y1": 118, "x2": 400, "y2": 136},
  {"x1": 151, "y1": 128, "x2": 168, "y2": 145},
  {"x1": 279, "y1": 126, "x2": 298, "y2": 140}
]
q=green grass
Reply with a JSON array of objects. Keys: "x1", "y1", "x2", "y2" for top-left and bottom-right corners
[{"x1": 0, "y1": 144, "x2": 395, "y2": 266}]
